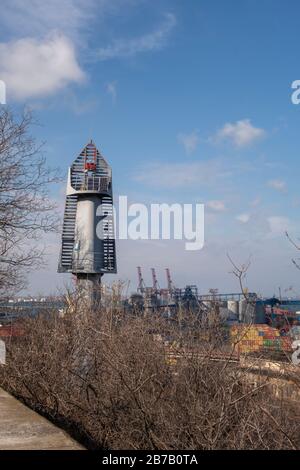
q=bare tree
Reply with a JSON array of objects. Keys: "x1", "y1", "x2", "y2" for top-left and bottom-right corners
[
  {"x1": 0, "y1": 107, "x2": 60, "y2": 296},
  {"x1": 1, "y1": 302, "x2": 299, "y2": 450},
  {"x1": 227, "y1": 253, "x2": 252, "y2": 302}
]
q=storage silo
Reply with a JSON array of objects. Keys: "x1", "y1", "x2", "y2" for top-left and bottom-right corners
[
  {"x1": 227, "y1": 300, "x2": 239, "y2": 318},
  {"x1": 239, "y1": 299, "x2": 247, "y2": 322}
]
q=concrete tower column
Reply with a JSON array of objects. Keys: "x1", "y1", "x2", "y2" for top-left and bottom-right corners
[{"x1": 76, "y1": 273, "x2": 102, "y2": 312}]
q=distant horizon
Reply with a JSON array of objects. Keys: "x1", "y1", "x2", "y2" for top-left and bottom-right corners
[{"x1": 5, "y1": 290, "x2": 300, "y2": 303}]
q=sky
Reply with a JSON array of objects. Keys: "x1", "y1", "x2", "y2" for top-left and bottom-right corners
[{"x1": 1, "y1": 0, "x2": 300, "y2": 297}]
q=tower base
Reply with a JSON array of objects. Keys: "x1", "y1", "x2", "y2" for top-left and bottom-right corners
[{"x1": 75, "y1": 273, "x2": 102, "y2": 312}]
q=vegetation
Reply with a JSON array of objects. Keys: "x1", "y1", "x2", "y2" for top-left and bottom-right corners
[
  {"x1": 0, "y1": 107, "x2": 59, "y2": 295},
  {"x1": 1, "y1": 300, "x2": 299, "y2": 450}
]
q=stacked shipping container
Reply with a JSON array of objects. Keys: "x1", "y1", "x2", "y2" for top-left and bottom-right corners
[{"x1": 230, "y1": 324, "x2": 292, "y2": 354}]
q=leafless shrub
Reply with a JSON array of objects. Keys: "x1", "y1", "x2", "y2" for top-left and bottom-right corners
[{"x1": 0, "y1": 299, "x2": 299, "y2": 450}]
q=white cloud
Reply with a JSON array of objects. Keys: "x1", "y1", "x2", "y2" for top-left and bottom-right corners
[
  {"x1": 95, "y1": 12, "x2": 176, "y2": 60},
  {"x1": 250, "y1": 197, "x2": 261, "y2": 207},
  {"x1": 106, "y1": 81, "x2": 117, "y2": 104},
  {"x1": 267, "y1": 216, "x2": 290, "y2": 236},
  {"x1": 62, "y1": 90, "x2": 97, "y2": 115},
  {"x1": 236, "y1": 213, "x2": 250, "y2": 223},
  {"x1": 207, "y1": 200, "x2": 226, "y2": 212},
  {"x1": 216, "y1": 119, "x2": 265, "y2": 147},
  {"x1": 0, "y1": 34, "x2": 85, "y2": 100},
  {"x1": 267, "y1": 179, "x2": 286, "y2": 192},
  {"x1": 177, "y1": 130, "x2": 199, "y2": 154},
  {"x1": 0, "y1": 2, "x2": 175, "y2": 102},
  {"x1": 0, "y1": 0, "x2": 99, "y2": 41},
  {"x1": 133, "y1": 159, "x2": 231, "y2": 189}
]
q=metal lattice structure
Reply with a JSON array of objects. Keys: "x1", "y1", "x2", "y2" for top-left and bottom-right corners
[{"x1": 58, "y1": 141, "x2": 117, "y2": 276}]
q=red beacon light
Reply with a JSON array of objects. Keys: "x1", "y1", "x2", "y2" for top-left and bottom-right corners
[
  {"x1": 84, "y1": 143, "x2": 97, "y2": 171},
  {"x1": 84, "y1": 161, "x2": 96, "y2": 171}
]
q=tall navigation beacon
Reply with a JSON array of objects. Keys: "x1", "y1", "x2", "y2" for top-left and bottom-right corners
[{"x1": 58, "y1": 141, "x2": 117, "y2": 305}]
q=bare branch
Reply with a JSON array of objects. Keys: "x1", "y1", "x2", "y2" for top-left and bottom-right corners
[{"x1": 0, "y1": 107, "x2": 61, "y2": 295}]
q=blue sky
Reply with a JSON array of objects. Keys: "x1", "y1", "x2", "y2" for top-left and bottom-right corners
[{"x1": 1, "y1": 0, "x2": 300, "y2": 296}]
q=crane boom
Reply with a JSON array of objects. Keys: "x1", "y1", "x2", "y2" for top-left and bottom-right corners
[
  {"x1": 166, "y1": 268, "x2": 173, "y2": 292},
  {"x1": 137, "y1": 266, "x2": 145, "y2": 293},
  {"x1": 151, "y1": 268, "x2": 159, "y2": 292}
]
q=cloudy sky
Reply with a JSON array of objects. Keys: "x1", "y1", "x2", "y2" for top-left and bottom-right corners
[{"x1": 1, "y1": 0, "x2": 300, "y2": 297}]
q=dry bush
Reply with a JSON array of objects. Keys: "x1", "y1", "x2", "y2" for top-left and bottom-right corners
[{"x1": 0, "y1": 303, "x2": 299, "y2": 450}]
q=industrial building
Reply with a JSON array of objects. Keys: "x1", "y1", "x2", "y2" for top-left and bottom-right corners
[{"x1": 126, "y1": 266, "x2": 258, "y2": 323}]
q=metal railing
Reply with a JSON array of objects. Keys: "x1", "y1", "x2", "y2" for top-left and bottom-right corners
[
  {"x1": 71, "y1": 175, "x2": 110, "y2": 193},
  {"x1": 72, "y1": 251, "x2": 115, "y2": 271}
]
